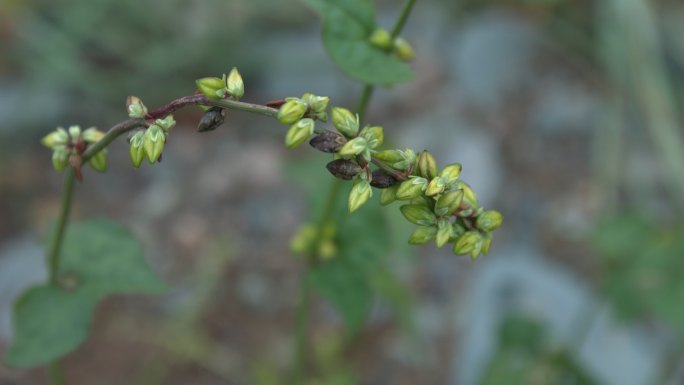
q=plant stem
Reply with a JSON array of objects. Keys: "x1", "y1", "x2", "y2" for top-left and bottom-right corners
[
  {"x1": 356, "y1": 84, "x2": 374, "y2": 121},
  {"x1": 390, "y1": 0, "x2": 417, "y2": 39},
  {"x1": 49, "y1": 361, "x2": 67, "y2": 385},
  {"x1": 47, "y1": 168, "x2": 76, "y2": 285}
]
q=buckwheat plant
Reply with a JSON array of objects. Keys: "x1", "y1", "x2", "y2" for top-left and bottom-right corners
[{"x1": 6, "y1": 0, "x2": 501, "y2": 383}]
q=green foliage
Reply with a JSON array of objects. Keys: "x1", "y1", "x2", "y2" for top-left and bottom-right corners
[
  {"x1": 478, "y1": 315, "x2": 598, "y2": 385},
  {"x1": 594, "y1": 215, "x2": 684, "y2": 340},
  {"x1": 302, "y1": 0, "x2": 414, "y2": 85},
  {"x1": 5, "y1": 219, "x2": 164, "y2": 367}
]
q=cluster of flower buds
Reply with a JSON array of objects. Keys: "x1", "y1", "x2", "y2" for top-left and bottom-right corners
[
  {"x1": 276, "y1": 93, "x2": 330, "y2": 148},
  {"x1": 127, "y1": 114, "x2": 176, "y2": 168},
  {"x1": 368, "y1": 28, "x2": 416, "y2": 61},
  {"x1": 196, "y1": 67, "x2": 245, "y2": 100},
  {"x1": 41, "y1": 125, "x2": 107, "y2": 177}
]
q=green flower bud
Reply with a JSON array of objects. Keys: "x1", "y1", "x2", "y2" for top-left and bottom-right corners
[
  {"x1": 400, "y1": 204, "x2": 437, "y2": 226},
  {"x1": 302, "y1": 93, "x2": 330, "y2": 113},
  {"x1": 380, "y1": 184, "x2": 399, "y2": 206},
  {"x1": 81, "y1": 127, "x2": 104, "y2": 143},
  {"x1": 393, "y1": 37, "x2": 416, "y2": 61},
  {"x1": 440, "y1": 163, "x2": 462, "y2": 186},
  {"x1": 394, "y1": 148, "x2": 417, "y2": 171},
  {"x1": 224, "y1": 67, "x2": 244, "y2": 99},
  {"x1": 434, "y1": 189, "x2": 464, "y2": 216},
  {"x1": 285, "y1": 118, "x2": 315, "y2": 149},
  {"x1": 290, "y1": 224, "x2": 316, "y2": 255},
  {"x1": 453, "y1": 231, "x2": 482, "y2": 259},
  {"x1": 129, "y1": 131, "x2": 145, "y2": 168},
  {"x1": 408, "y1": 225, "x2": 437, "y2": 245},
  {"x1": 196, "y1": 77, "x2": 225, "y2": 100},
  {"x1": 143, "y1": 125, "x2": 165, "y2": 163},
  {"x1": 449, "y1": 222, "x2": 466, "y2": 242},
  {"x1": 454, "y1": 180, "x2": 479, "y2": 208},
  {"x1": 318, "y1": 239, "x2": 337, "y2": 260},
  {"x1": 156, "y1": 115, "x2": 176, "y2": 132},
  {"x1": 41, "y1": 128, "x2": 69, "y2": 149},
  {"x1": 425, "y1": 177, "x2": 446, "y2": 196},
  {"x1": 349, "y1": 180, "x2": 372, "y2": 213},
  {"x1": 476, "y1": 210, "x2": 503, "y2": 232},
  {"x1": 331, "y1": 107, "x2": 359, "y2": 137},
  {"x1": 360, "y1": 125, "x2": 383, "y2": 149},
  {"x1": 277, "y1": 98, "x2": 308, "y2": 124},
  {"x1": 315, "y1": 111, "x2": 328, "y2": 122},
  {"x1": 396, "y1": 177, "x2": 427, "y2": 200},
  {"x1": 88, "y1": 149, "x2": 107, "y2": 172},
  {"x1": 480, "y1": 233, "x2": 492, "y2": 255},
  {"x1": 52, "y1": 148, "x2": 69, "y2": 172},
  {"x1": 417, "y1": 151, "x2": 438, "y2": 179},
  {"x1": 435, "y1": 219, "x2": 452, "y2": 248},
  {"x1": 374, "y1": 149, "x2": 404, "y2": 163},
  {"x1": 126, "y1": 96, "x2": 148, "y2": 118},
  {"x1": 369, "y1": 28, "x2": 393, "y2": 50},
  {"x1": 338, "y1": 137, "x2": 367, "y2": 157},
  {"x1": 68, "y1": 125, "x2": 81, "y2": 141}
]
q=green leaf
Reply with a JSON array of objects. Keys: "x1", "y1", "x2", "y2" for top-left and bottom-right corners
[
  {"x1": 302, "y1": 0, "x2": 414, "y2": 85},
  {"x1": 59, "y1": 218, "x2": 165, "y2": 296},
  {"x1": 4, "y1": 218, "x2": 164, "y2": 367},
  {"x1": 5, "y1": 285, "x2": 97, "y2": 368}
]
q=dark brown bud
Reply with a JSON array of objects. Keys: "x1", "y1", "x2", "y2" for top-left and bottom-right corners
[
  {"x1": 326, "y1": 159, "x2": 362, "y2": 180},
  {"x1": 197, "y1": 107, "x2": 226, "y2": 132},
  {"x1": 370, "y1": 170, "x2": 399, "y2": 188},
  {"x1": 310, "y1": 131, "x2": 345, "y2": 153}
]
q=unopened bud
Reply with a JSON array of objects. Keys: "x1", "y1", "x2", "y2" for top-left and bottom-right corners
[
  {"x1": 144, "y1": 125, "x2": 165, "y2": 163},
  {"x1": 337, "y1": 137, "x2": 367, "y2": 157},
  {"x1": 476, "y1": 210, "x2": 503, "y2": 232},
  {"x1": 302, "y1": 93, "x2": 330, "y2": 113},
  {"x1": 440, "y1": 163, "x2": 462, "y2": 186},
  {"x1": 52, "y1": 148, "x2": 69, "y2": 172},
  {"x1": 480, "y1": 233, "x2": 492, "y2": 255},
  {"x1": 394, "y1": 148, "x2": 417, "y2": 171},
  {"x1": 453, "y1": 231, "x2": 482, "y2": 259},
  {"x1": 360, "y1": 125, "x2": 383, "y2": 149},
  {"x1": 224, "y1": 67, "x2": 244, "y2": 99},
  {"x1": 434, "y1": 189, "x2": 464, "y2": 216},
  {"x1": 88, "y1": 149, "x2": 107, "y2": 172},
  {"x1": 454, "y1": 181, "x2": 479, "y2": 208},
  {"x1": 369, "y1": 28, "x2": 393, "y2": 50},
  {"x1": 126, "y1": 96, "x2": 148, "y2": 118},
  {"x1": 425, "y1": 177, "x2": 446, "y2": 196},
  {"x1": 435, "y1": 220, "x2": 452, "y2": 248},
  {"x1": 395, "y1": 177, "x2": 427, "y2": 200},
  {"x1": 408, "y1": 225, "x2": 437, "y2": 245},
  {"x1": 41, "y1": 128, "x2": 69, "y2": 149},
  {"x1": 380, "y1": 184, "x2": 399, "y2": 206},
  {"x1": 156, "y1": 115, "x2": 176, "y2": 132},
  {"x1": 349, "y1": 180, "x2": 372, "y2": 213},
  {"x1": 309, "y1": 131, "x2": 345, "y2": 153},
  {"x1": 277, "y1": 98, "x2": 308, "y2": 124},
  {"x1": 196, "y1": 77, "x2": 225, "y2": 100},
  {"x1": 393, "y1": 37, "x2": 415, "y2": 61},
  {"x1": 417, "y1": 151, "x2": 438, "y2": 179},
  {"x1": 197, "y1": 107, "x2": 225, "y2": 132},
  {"x1": 374, "y1": 149, "x2": 404, "y2": 163},
  {"x1": 82, "y1": 127, "x2": 104, "y2": 143},
  {"x1": 285, "y1": 118, "x2": 315, "y2": 149},
  {"x1": 400, "y1": 204, "x2": 437, "y2": 226},
  {"x1": 370, "y1": 170, "x2": 398, "y2": 188},
  {"x1": 326, "y1": 159, "x2": 362, "y2": 180},
  {"x1": 129, "y1": 131, "x2": 145, "y2": 168},
  {"x1": 331, "y1": 107, "x2": 359, "y2": 137},
  {"x1": 68, "y1": 125, "x2": 81, "y2": 141}
]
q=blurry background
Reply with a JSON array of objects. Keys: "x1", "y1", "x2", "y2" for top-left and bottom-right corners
[{"x1": 2, "y1": 0, "x2": 684, "y2": 384}]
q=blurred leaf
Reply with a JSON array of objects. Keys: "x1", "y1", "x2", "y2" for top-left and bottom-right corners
[
  {"x1": 302, "y1": 0, "x2": 414, "y2": 85},
  {"x1": 594, "y1": 215, "x2": 684, "y2": 340},
  {"x1": 479, "y1": 315, "x2": 599, "y2": 385},
  {"x1": 59, "y1": 218, "x2": 165, "y2": 296},
  {"x1": 4, "y1": 218, "x2": 163, "y2": 367},
  {"x1": 5, "y1": 285, "x2": 97, "y2": 368}
]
